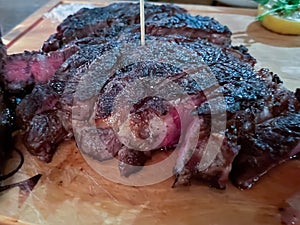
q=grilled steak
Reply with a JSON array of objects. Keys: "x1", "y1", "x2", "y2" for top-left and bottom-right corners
[
  {"x1": 42, "y1": 3, "x2": 231, "y2": 53},
  {"x1": 1, "y1": 2, "x2": 299, "y2": 189},
  {"x1": 14, "y1": 3, "x2": 234, "y2": 165}
]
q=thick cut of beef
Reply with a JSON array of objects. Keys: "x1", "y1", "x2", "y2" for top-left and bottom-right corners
[
  {"x1": 16, "y1": 41, "x2": 120, "y2": 162},
  {"x1": 13, "y1": 3, "x2": 300, "y2": 189},
  {"x1": 89, "y1": 37, "x2": 297, "y2": 187},
  {"x1": 2, "y1": 46, "x2": 78, "y2": 94},
  {"x1": 230, "y1": 113, "x2": 300, "y2": 189},
  {"x1": 18, "y1": 34, "x2": 299, "y2": 188},
  {"x1": 16, "y1": 81, "x2": 73, "y2": 162},
  {"x1": 42, "y1": 3, "x2": 231, "y2": 52},
  {"x1": 23, "y1": 112, "x2": 69, "y2": 162}
]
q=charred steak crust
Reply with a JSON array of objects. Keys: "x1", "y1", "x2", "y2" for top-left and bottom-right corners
[
  {"x1": 230, "y1": 113, "x2": 300, "y2": 189},
  {"x1": 42, "y1": 3, "x2": 231, "y2": 52},
  {"x1": 2, "y1": 2, "x2": 299, "y2": 189}
]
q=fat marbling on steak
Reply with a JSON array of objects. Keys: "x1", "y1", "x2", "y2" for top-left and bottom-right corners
[{"x1": 0, "y1": 2, "x2": 299, "y2": 189}]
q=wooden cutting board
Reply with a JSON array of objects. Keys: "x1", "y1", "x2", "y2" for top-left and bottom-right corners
[{"x1": 1, "y1": 1, "x2": 300, "y2": 224}]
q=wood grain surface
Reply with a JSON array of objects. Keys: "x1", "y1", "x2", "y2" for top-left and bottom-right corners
[{"x1": 1, "y1": 1, "x2": 300, "y2": 224}]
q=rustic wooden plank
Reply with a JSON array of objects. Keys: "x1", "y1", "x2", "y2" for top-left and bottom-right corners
[{"x1": 0, "y1": 215, "x2": 36, "y2": 225}]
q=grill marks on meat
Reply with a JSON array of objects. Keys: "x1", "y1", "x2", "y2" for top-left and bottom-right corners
[
  {"x1": 86, "y1": 36, "x2": 297, "y2": 187},
  {"x1": 96, "y1": 61, "x2": 185, "y2": 119},
  {"x1": 42, "y1": 3, "x2": 231, "y2": 52},
  {"x1": 94, "y1": 61, "x2": 187, "y2": 175},
  {"x1": 42, "y1": 3, "x2": 187, "y2": 52},
  {"x1": 7, "y1": 3, "x2": 300, "y2": 189},
  {"x1": 19, "y1": 37, "x2": 298, "y2": 188}
]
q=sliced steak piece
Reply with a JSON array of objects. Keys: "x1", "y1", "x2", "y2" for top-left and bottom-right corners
[
  {"x1": 1, "y1": 35, "x2": 76, "y2": 167},
  {"x1": 16, "y1": 83, "x2": 61, "y2": 129},
  {"x1": 2, "y1": 46, "x2": 78, "y2": 94},
  {"x1": 174, "y1": 133, "x2": 240, "y2": 189},
  {"x1": 16, "y1": 41, "x2": 121, "y2": 162},
  {"x1": 230, "y1": 112, "x2": 300, "y2": 189},
  {"x1": 42, "y1": 3, "x2": 231, "y2": 52},
  {"x1": 17, "y1": 32, "x2": 298, "y2": 184},
  {"x1": 23, "y1": 112, "x2": 69, "y2": 162},
  {"x1": 12, "y1": 3, "x2": 300, "y2": 189}
]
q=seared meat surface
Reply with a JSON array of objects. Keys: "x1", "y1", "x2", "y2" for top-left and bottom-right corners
[
  {"x1": 14, "y1": 2, "x2": 235, "y2": 167},
  {"x1": 231, "y1": 112, "x2": 300, "y2": 189},
  {"x1": 42, "y1": 3, "x2": 231, "y2": 52},
  {"x1": 1, "y1": 3, "x2": 299, "y2": 189}
]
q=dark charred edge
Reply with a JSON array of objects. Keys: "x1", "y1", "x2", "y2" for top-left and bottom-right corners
[
  {"x1": 230, "y1": 112, "x2": 300, "y2": 189},
  {"x1": 42, "y1": 3, "x2": 231, "y2": 53}
]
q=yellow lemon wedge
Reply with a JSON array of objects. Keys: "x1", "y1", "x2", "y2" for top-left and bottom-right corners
[{"x1": 258, "y1": 5, "x2": 300, "y2": 35}]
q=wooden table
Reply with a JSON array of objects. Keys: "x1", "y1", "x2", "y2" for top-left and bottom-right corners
[{"x1": 1, "y1": 1, "x2": 300, "y2": 224}]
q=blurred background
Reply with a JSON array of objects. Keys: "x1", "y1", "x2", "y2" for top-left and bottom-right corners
[{"x1": 0, "y1": 0, "x2": 257, "y2": 35}]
